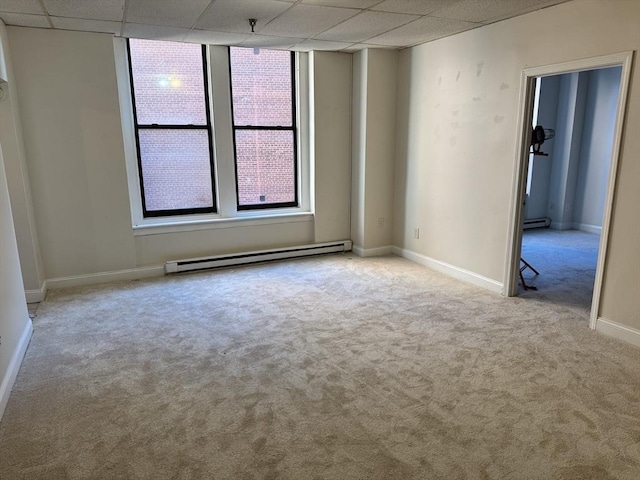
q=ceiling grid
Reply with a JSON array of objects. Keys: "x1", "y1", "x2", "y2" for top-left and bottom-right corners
[{"x1": 0, "y1": 0, "x2": 572, "y2": 51}]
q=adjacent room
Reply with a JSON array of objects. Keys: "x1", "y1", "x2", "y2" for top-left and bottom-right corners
[
  {"x1": 518, "y1": 65, "x2": 623, "y2": 314},
  {"x1": 1, "y1": 1, "x2": 638, "y2": 478}
]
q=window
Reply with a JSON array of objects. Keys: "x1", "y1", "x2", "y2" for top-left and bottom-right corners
[
  {"x1": 229, "y1": 47, "x2": 298, "y2": 210},
  {"x1": 118, "y1": 38, "x2": 309, "y2": 230},
  {"x1": 127, "y1": 39, "x2": 216, "y2": 217}
]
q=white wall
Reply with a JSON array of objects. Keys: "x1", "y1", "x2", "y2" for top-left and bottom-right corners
[
  {"x1": 394, "y1": 36, "x2": 516, "y2": 281},
  {"x1": 573, "y1": 67, "x2": 621, "y2": 231},
  {"x1": 0, "y1": 22, "x2": 44, "y2": 301},
  {"x1": 7, "y1": 27, "x2": 352, "y2": 280},
  {"x1": 0, "y1": 22, "x2": 32, "y2": 419},
  {"x1": 547, "y1": 71, "x2": 589, "y2": 230},
  {"x1": 363, "y1": 49, "x2": 397, "y2": 251},
  {"x1": 0, "y1": 133, "x2": 31, "y2": 420},
  {"x1": 393, "y1": 0, "x2": 639, "y2": 331},
  {"x1": 352, "y1": 49, "x2": 397, "y2": 254},
  {"x1": 8, "y1": 27, "x2": 138, "y2": 279},
  {"x1": 311, "y1": 51, "x2": 352, "y2": 244}
]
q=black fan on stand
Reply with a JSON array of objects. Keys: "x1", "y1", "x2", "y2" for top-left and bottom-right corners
[
  {"x1": 520, "y1": 125, "x2": 556, "y2": 290},
  {"x1": 530, "y1": 125, "x2": 555, "y2": 156}
]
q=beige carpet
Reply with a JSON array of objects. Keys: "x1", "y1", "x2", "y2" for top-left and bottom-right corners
[
  {"x1": 520, "y1": 229, "x2": 601, "y2": 316},
  {"x1": 1, "y1": 254, "x2": 639, "y2": 479}
]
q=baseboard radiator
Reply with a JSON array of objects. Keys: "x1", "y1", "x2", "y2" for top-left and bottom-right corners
[
  {"x1": 523, "y1": 217, "x2": 551, "y2": 230},
  {"x1": 165, "y1": 240, "x2": 353, "y2": 274}
]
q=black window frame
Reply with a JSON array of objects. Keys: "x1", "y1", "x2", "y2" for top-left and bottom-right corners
[
  {"x1": 127, "y1": 39, "x2": 217, "y2": 218},
  {"x1": 228, "y1": 47, "x2": 299, "y2": 211}
]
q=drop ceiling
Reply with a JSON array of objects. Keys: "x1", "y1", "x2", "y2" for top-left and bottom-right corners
[{"x1": 0, "y1": 0, "x2": 572, "y2": 51}]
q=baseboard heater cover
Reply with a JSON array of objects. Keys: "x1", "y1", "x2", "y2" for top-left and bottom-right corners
[
  {"x1": 523, "y1": 217, "x2": 551, "y2": 230},
  {"x1": 165, "y1": 240, "x2": 353, "y2": 274}
]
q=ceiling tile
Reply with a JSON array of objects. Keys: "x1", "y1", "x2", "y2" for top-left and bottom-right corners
[
  {"x1": 42, "y1": 0, "x2": 124, "y2": 22},
  {"x1": 51, "y1": 17, "x2": 121, "y2": 34},
  {"x1": 315, "y1": 11, "x2": 418, "y2": 43},
  {"x1": 260, "y1": 4, "x2": 360, "y2": 38},
  {"x1": 431, "y1": 0, "x2": 565, "y2": 24},
  {"x1": 0, "y1": 12, "x2": 50, "y2": 28},
  {"x1": 126, "y1": 0, "x2": 210, "y2": 28},
  {"x1": 372, "y1": 0, "x2": 458, "y2": 15},
  {"x1": 184, "y1": 29, "x2": 250, "y2": 46},
  {"x1": 122, "y1": 23, "x2": 190, "y2": 42},
  {"x1": 482, "y1": 0, "x2": 570, "y2": 23},
  {"x1": 431, "y1": 0, "x2": 507, "y2": 22},
  {"x1": 2, "y1": 0, "x2": 574, "y2": 50},
  {"x1": 367, "y1": 15, "x2": 476, "y2": 46},
  {"x1": 196, "y1": 0, "x2": 291, "y2": 34},
  {"x1": 239, "y1": 34, "x2": 303, "y2": 49},
  {"x1": 301, "y1": 0, "x2": 382, "y2": 8},
  {"x1": 343, "y1": 43, "x2": 397, "y2": 52},
  {"x1": 291, "y1": 38, "x2": 355, "y2": 51},
  {"x1": 0, "y1": 0, "x2": 43, "y2": 15}
]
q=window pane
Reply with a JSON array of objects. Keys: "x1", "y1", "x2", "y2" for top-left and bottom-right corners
[
  {"x1": 230, "y1": 47, "x2": 292, "y2": 127},
  {"x1": 129, "y1": 39, "x2": 207, "y2": 125},
  {"x1": 138, "y1": 129, "x2": 213, "y2": 212},
  {"x1": 235, "y1": 130, "x2": 295, "y2": 206}
]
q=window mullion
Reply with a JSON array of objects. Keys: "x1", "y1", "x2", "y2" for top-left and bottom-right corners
[
  {"x1": 136, "y1": 124, "x2": 209, "y2": 129},
  {"x1": 234, "y1": 125, "x2": 295, "y2": 130},
  {"x1": 209, "y1": 45, "x2": 238, "y2": 218}
]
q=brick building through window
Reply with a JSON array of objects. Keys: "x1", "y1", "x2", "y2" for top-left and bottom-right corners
[
  {"x1": 128, "y1": 39, "x2": 215, "y2": 217},
  {"x1": 230, "y1": 47, "x2": 297, "y2": 209},
  {"x1": 127, "y1": 39, "x2": 298, "y2": 218}
]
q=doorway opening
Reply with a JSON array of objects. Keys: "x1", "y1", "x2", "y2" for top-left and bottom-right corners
[{"x1": 505, "y1": 52, "x2": 633, "y2": 330}]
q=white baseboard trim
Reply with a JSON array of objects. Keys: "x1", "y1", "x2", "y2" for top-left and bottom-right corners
[
  {"x1": 0, "y1": 318, "x2": 33, "y2": 421},
  {"x1": 352, "y1": 245, "x2": 393, "y2": 257},
  {"x1": 572, "y1": 223, "x2": 602, "y2": 235},
  {"x1": 25, "y1": 281, "x2": 47, "y2": 303},
  {"x1": 595, "y1": 317, "x2": 640, "y2": 347},
  {"x1": 391, "y1": 246, "x2": 504, "y2": 294},
  {"x1": 46, "y1": 265, "x2": 165, "y2": 290},
  {"x1": 550, "y1": 221, "x2": 573, "y2": 231}
]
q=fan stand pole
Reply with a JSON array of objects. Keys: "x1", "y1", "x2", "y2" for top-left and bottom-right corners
[{"x1": 520, "y1": 257, "x2": 539, "y2": 291}]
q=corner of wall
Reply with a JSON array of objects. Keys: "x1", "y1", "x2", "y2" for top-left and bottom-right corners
[{"x1": 25, "y1": 280, "x2": 47, "y2": 303}]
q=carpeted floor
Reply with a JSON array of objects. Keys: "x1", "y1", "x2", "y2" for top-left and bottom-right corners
[
  {"x1": 520, "y1": 228, "x2": 600, "y2": 318},
  {"x1": 1, "y1": 250, "x2": 639, "y2": 479}
]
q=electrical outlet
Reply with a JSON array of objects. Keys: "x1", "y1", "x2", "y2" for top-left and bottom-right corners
[
  {"x1": 414, "y1": 228, "x2": 420, "y2": 239},
  {"x1": 377, "y1": 217, "x2": 384, "y2": 227}
]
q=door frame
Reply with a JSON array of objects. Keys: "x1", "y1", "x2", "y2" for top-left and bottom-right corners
[{"x1": 504, "y1": 51, "x2": 634, "y2": 330}]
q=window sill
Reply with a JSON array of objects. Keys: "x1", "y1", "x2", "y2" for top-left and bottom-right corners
[{"x1": 132, "y1": 211, "x2": 314, "y2": 236}]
